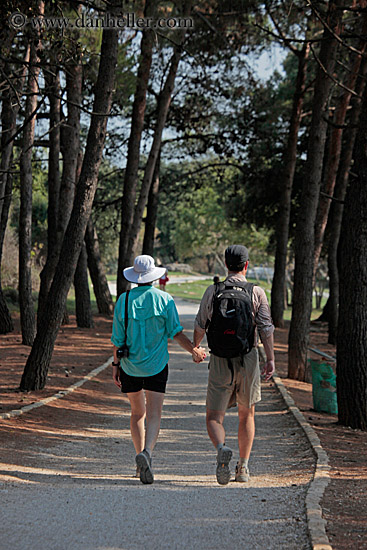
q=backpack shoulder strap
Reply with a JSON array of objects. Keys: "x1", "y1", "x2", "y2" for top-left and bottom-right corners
[
  {"x1": 205, "y1": 282, "x2": 223, "y2": 331},
  {"x1": 214, "y1": 281, "x2": 225, "y2": 294}
]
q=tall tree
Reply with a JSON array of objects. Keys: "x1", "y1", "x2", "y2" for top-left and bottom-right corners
[
  {"x1": 19, "y1": 2, "x2": 44, "y2": 345},
  {"x1": 288, "y1": 0, "x2": 344, "y2": 380},
  {"x1": 121, "y1": 27, "x2": 189, "y2": 290},
  {"x1": 142, "y1": 150, "x2": 160, "y2": 256},
  {"x1": 326, "y1": 54, "x2": 367, "y2": 344},
  {"x1": 117, "y1": 0, "x2": 155, "y2": 297},
  {"x1": 73, "y1": 150, "x2": 94, "y2": 328},
  {"x1": 37, "y1": 60, "x2": 82, "y2": 323},
  {"x1": 0, "y1": 44, "x2": 30, "y2": 334},
  {"x1": 271, "y1": 41, "x2": 310, "y2": 327},
  {"x1": 336, "y1": 84, "x2": 367, "y2": 431},
  {"x1": 312, "y1": 13, "x2": 367, "y2": 279},
  {"x1": 20, "y1": 24, "x2": 119, "y2": 391}
]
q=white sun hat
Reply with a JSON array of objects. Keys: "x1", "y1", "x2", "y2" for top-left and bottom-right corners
[{"x1": 123, "y1": 255, "x2": 166, "y2": 284}]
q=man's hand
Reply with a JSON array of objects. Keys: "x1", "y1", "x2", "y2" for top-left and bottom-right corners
[
  {"x1": 192, "y1": 346, "x2": 206, "y2": 363},
  {"x1": 261, "y1": 359, "x2": 275, "y2": 382},
  {"x1": 112, "y1": 363, "x2": 122, "y2": 389}
]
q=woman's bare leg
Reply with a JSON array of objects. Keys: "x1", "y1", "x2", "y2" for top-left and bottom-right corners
[
  {"x1": 144, "y1": 390, "x2": 165, "y2": 455},
  {"x1": 127, "y1": 390, "x2": 146, "y2": 454}
]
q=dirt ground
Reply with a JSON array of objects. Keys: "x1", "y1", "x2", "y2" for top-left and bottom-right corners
[{"x1": 0, "y1": 313, "x2": 366, "y2": 550}]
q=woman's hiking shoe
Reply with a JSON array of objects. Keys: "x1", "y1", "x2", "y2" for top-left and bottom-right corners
[
  {"x1": 135, "y1": 450, "x2": 154, "y2": 484},
  {"x1": 216, "y1": 445, "x2": 232, "y2": 485},
  {"x1": 235, "y1": 462, "x2": 250, "y2": 482}
]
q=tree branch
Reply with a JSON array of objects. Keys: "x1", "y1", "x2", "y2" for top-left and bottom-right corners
[
  {"x1": 306, "y1": 0, "x2": 367, "y2": 58},
  {"x1": 310, "y1": 43, "x2": 363, "y2": 98}
]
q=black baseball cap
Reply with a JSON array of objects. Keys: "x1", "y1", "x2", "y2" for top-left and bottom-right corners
[{"x1": 225, "y1": 244, "x2": 249, "y2": 271}]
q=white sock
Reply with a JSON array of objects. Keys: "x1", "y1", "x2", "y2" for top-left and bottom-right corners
[{"x1": 239, "y1": 458, "x2": 249, "y2": 468}]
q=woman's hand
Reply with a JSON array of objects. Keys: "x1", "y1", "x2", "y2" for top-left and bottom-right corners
[
  {"x1": 192, "y1": 346, "x2": 207, "y2": 363},
  {"x1": 112, "y1": 363, "x2": 122, "y2": 388}
]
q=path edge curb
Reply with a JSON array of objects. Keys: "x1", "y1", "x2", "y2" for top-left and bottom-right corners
[
  {"x1": 272, "y1": 371, "x2": 333, "y2": 550},
  {"x1": 0, "y1": 356, "x2": 113, "y2": 420}
]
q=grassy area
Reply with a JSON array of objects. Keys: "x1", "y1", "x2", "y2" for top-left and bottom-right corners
[
  {"x1": 167, "y1": 279, "x2": 212, "y2": 302},
  {"x1": 167, "y1": 277, "x2": 272, "y2": 303},
  {"x1": 167, "y1": 278, "x2": 327, "y2": 320}
]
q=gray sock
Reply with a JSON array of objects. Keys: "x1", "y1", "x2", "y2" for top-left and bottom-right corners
[{"x1": 239, "y1": 458, "x2": 249, "y2": 468}]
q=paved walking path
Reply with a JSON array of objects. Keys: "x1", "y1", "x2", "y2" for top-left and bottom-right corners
[{"x1": 0, "y1": 300, "x2": 315, "y2": 550}]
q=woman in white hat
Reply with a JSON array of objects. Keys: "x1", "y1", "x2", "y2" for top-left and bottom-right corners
[{"x1": 111, "y1": 255, "x2": 206, "y2": 484}]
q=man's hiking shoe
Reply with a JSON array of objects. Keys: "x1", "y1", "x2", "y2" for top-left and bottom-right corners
[
  {"x1": 135, "y1": 450, "x2": 154, "y2": 484},
  {"x1": 235, "y1": 462, "x2": 250, "y2": 482},
  {"x1": 216, "y1": 445, "x2": 232, "y2": 485}
]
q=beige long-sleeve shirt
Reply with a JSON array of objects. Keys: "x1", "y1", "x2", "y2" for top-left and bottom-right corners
[{"x1": 194, "y1": 274, "x2": 274, "y2": 346}]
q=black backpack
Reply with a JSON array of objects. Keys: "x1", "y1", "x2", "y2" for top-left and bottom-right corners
[{"x1": 206, "y1": 281, "x2": 255, "y2": 359}]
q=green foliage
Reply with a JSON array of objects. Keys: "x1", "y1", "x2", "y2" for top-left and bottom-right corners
[{"x1": 156, "y1": 161, "x2": 273, "y2": 268}]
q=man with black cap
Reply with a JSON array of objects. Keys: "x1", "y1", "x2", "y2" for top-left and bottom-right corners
[{"x1": 194, "y1": 245, "x2": 275, "y2": 485}]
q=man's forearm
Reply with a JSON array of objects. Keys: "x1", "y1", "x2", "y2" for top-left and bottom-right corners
[
  {"x1": 193, "y1": 326, "x2": 205, "y2": 348},
  {"x1": 260, "y1": 333, "x2": 275, "y2": 362}
]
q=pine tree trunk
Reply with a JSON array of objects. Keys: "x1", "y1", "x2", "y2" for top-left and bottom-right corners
[
  {"x1": 117, "y1": 0, "x2": 155, "y2": 297},
  {"x1": 20, "y1": 27, "x2": 119, "y2": 391},
  {"x1": 0, "y1": 170, "x2": 14, "y2": 334},
  {"x1": 0, "y1": 94, "x2": 16, "y2": 335},
  {"x1": 45, "y1": 70, "x2": 61, "y2": 255},
  {"x1": 313, "y1": 16, "x2": 367, "y2": 279},
  {"x1": 85, "y1": 217, "x2": 114, "y2": 316},
  {"x1": 38, "y1": 62, "x2": 82, "y2": 322},
  {"x1": 336, "y1": 86, "x2": 367, "y2": 430},
  {"x1": 327, "y1": 55, "x2": 367, "y2": 345},
  {"x1": 19, "y1": 25, "x2": 44, "y2": 345},
  {"x1": 288, "y1": 0, "x2": 343, "y2": 380},
  {"x1": 74, "y1": 243, "x2": 93, "y2": 328},
  {"x1": 0, "y1": 47, "x2": 30, "y2": 334},
  {"x1": 271, "y1": 43, "x2": 309, "y2": 328},
  {"x1": 72, "y1": 147, "x2": 93, "y2": 327},
  {"x1": 142, "y1": 151, "x2": 160, "y2": 256},
  {"x1": 126, "y1": 42, "x2": 185, "y2": 268}
]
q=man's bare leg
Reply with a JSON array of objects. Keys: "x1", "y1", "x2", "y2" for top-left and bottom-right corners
[
  {"x1": 235, "y1": 403, "x2": 255, "y2": 482},
  {"x1": 206, "y1": 409, "x2": 232, "y2": 485},
  {"x1": 206, "y1": 409, "x2": 226, "y2": 447},
  {"x1": 238, "y1": 403, "x2": 255, "y2": 459}
]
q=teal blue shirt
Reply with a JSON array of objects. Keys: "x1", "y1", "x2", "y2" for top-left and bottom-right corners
[{"x1": 111, "y1": 286, "x2": 183, "y2": 377}]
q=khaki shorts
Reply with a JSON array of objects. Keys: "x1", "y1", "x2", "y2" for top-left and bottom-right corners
[{"x1": 206, "y1": 348, "x2": 261, "y2": 411}]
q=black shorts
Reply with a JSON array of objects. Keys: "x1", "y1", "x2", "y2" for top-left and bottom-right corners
[{"x1": 119, "y1": 364, "x2": 168, "y2": 394}]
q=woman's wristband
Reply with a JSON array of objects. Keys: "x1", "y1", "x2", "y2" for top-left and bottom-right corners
[{"x1": 112, "y1": 361, "x2": 120, "y2": 367}]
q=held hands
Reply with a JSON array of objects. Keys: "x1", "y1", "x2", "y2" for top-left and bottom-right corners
[
  {"x1": 192, "y1": 346, "x2": 207, "y2": 363},
  {"x1": 261, "y1": 359, "x2": 275, "y2": 382}
]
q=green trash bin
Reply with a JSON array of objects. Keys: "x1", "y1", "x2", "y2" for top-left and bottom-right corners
[{"x1": 310, "y1": 359, "x2": 338, "y2": 415}]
